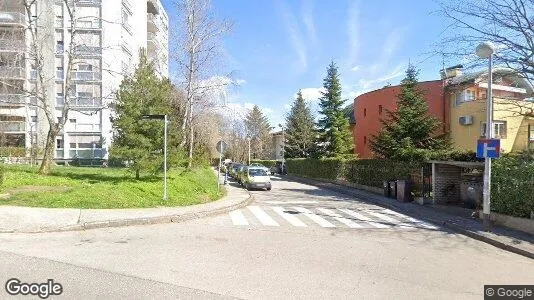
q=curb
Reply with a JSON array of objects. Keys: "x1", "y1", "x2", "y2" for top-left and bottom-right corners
[
  {"x1": 287, "y1": 175, "x2": 534, "y2": 260},
  {"x1": 8, "y1": 188, "x2": 254, "y2": 234}
]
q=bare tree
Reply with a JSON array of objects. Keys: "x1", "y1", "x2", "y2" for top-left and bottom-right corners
[{"x1": 172, "y1": 0, "x2": 232, "y2": 168}]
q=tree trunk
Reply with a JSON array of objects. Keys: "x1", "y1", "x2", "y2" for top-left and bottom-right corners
[
  {"x1": 188, "y1": 122, "x2": 194, "y2": 169},
  {"x1": 135, "y1": 169, "x2": 140, "y2": 180},
  {"x1": 38, "y1": 129, "x2": 56, "y2": 175}
]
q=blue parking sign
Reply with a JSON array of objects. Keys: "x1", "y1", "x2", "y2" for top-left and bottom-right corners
[{"x1": 476, "y1": 139, "x2": 500, "y2": 158}]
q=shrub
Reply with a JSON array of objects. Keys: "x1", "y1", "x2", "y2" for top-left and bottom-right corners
[
  {"x1": 0, "y1": 163, "x2": 4, "y2": 187},
  {"x1": 286, "y1": 158, "x2": 347, "y2": 180},
  {"x1": 0, "y1": 147, "x2": 25, "y2": 157},
  {"x1": 491, "y1": 155, "x2": 534, "y2": 218}
]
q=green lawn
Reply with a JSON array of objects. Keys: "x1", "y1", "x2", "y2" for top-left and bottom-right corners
[{"x1": 0, "y1": 165, "x2": 225, "y2": 208}]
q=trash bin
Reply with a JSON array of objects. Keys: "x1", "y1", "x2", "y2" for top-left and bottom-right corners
[
  {"x1": 389, "y1": 180, "x2": 397, "y2": 199},
  {"x1": 396, "y1": 180, "x2": 413, "y2": 202},
  {"x1": 383, "y1": 181, "x2": 391, "y2": 197}
]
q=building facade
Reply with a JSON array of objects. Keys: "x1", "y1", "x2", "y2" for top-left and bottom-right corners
[
  {"x1": 0, "y1": 0, "x2": 169, "y2": 161},
  {"x1": 353, "y1": 80, "x2": 447, "y2": 158},
  {"x1": 351, "y1": 66, "x2": 534, "y2": 158}
]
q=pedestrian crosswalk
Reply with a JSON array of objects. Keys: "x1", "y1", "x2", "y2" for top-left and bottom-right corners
[{"x1": 228, "y1": 205, "x2": 439, "y2": 230}]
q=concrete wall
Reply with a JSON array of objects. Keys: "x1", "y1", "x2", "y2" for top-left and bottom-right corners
[{"x1": 479, "y1": 211, "x2": 534, "y2": 235}]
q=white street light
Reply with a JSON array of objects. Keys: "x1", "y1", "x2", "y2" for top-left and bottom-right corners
[{"x1": 476, "y1": 41, "x2": 495, "y2": 231}]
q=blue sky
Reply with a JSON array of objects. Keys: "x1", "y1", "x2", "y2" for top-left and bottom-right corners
[{"x1": 160, "y1": 0, "x2": 449, "y2": 126}]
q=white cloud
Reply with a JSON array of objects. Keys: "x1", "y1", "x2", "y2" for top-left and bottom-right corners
[
  {"x1": 301, "y1": 0, "x2": 317, "y2": 48},
  {"x1": 278, "y1": 0, "x2": 307, "y2": 72},
  {"x1": 244, "y1": 102, "x2": 255, "y2": 110},
  {"x1": 351, "y1": 65, "x2": 360, "y2": 72},
  {"x1": 263, "y1": 107, "x2": 274, "y2": 115},
  {"x1": 347, "y1": 1, "x2": 360, "y2": 67},
  {"x1": 357, "y1": 63, "x2": 405, "y2": 89},
  {"x1": 284, "y1": 103, "x2": 292, "y2": 110},
  {"x1": 235, "y1": 79, "x2": 247, "y2": 85},
  {"x1": 298, "y1": 87, "x2": 326, "y2": 102}
]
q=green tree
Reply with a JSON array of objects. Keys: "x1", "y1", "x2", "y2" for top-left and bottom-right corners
[
  {"x1": 316, "y1": 61, "x2": 353, "y2": 157},
  {"x1": 369, "y1": 64, "x2": 450, "y2": 160},
  {"x1": 285, "y1": 90, "x2": 316, "y2": 158},
  {"x1": 110, "y1": 51, "x2": 176, "y2": 179},
  {"x1": 245, "y1": 105, "x2": 272, "y2": 159}
]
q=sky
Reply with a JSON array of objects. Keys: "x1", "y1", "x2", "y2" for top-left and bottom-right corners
[{"x1": 160, "y1": 0, "x2": 450, "y2": 127}]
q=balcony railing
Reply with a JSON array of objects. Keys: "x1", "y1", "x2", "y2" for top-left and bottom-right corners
[
  {"x1": 147, "y1": 13, "x2": 159, "y2": 32},
  {"x1": 0, "y1": 94, "x2": 25, "y2": 106},
  {"x1": 0, "y1": 39, "x2": 26, "y2": 52},
  {"x1": 70, "y1": 71, "x2": 102, "y2": 81},
  {"x1": 74, "y1": 18, "x2": 102, "y2": 30},
  {"x1": 0, "y1": 12, "x2": 26, "y2": 27},
  {"x1": 59, "y1": 97, "x2": 102, "y2": 108},
  {"x1": 71, "y1": 0, "x2": 102, "y2": 6},
  {"x1": 55, "y1": 18, "x2": 63, "y2": 28},
  {"x1": 56, "y1": 44, "x2": 64, "y2": 54},
  {"x1": 0, "y1": 67, "x2": 25, "y2": 80},
  {"x1": 68, "y1": 148, "x2": 104, "y2": 159},
  {"x1": 72, "y1": 45, "x2": 102, "y2": 56},
  {"x1": 0, "y1": 122, "x2": 25, "y2": 132},
  {"x1": 69, "y1": 123, "x2": 101, "y2": 132},
  {"x1": 56, "y1": 70, "x2": 64, "y2": 80}
]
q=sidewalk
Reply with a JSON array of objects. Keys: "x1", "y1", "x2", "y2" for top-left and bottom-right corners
[
  {"x1": 0, "y1": 181, "x2": 252, "y2": 233},
  {"x1": 287, "y1": 175, "x2": 534, "y2": 260}
]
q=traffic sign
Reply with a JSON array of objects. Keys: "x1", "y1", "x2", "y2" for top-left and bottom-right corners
[
  {"x1": 216, "y1": 140, "x2": 228, "y2": 154},
  {"x1": 476, "y1": 139, "x2": 500, "y2": 158}
]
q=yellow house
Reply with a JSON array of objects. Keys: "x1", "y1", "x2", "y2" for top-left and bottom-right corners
[{"x1": 444, "y1": 67, "x2": 534, "y2": 153}]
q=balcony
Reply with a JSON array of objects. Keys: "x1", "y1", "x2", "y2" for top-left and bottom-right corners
[
  {"x1": 0, "y1": 12, "x2": 26, "y2": 27},
  {"x1": 147, "y1": 32, "x2": 159, "y2": 49},
  {"x1": 72, "y1": 45, "x2": 102, "y2": 56},
  {"x1": 147, "y1": 0, "x2": 160, "y2": 14},
  {"x1": 147, "y1": 13, "x2": 159, "y2": 33},
  {"x1": 55, "y1": 18, "x2": 63, "y2": 28},
  {"x1": 68, "y1": 148, "x2": 103, "y2": 159},
  {"x1": 0, "y1": 39, "x2": 26, "y2": 53},
  {"x1": 70, "y1": 71, "x2": 102, "y2": 81},
  {"x1": 68, "y1": 123, "x2": 101, "y2": 132},
  {"x1": 64, "y1": 97, "x2": 103, "y2": 108},
  {"x1": 74, "y1": 18, "x2": 102, "y2": 30},
  {"x1": 0, "y1": 94, "x2": 25, "y2": 107},
  {"x1": 56, "y1": 44, "x2": 64, "y2": 54},
  {"x1": 0, "y1": 67, "x2": 25, "y2": 80},
  {"x1": 0, "y1": 121, "x2": 25, "y2": 132},
  {"x1": 56, "y1": 70, "x2": 64, "y2": 80},
  {"x1": 72, "y1": 0, "x2": 102, "y2": 6}
]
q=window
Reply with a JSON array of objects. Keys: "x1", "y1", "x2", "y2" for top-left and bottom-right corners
[
  {"x1": 465, "y1": 90, "x2": 475, "y2": 101},
  {"x1": 57, "y1": 117, "x2": 63, "y2": 124},
  {"x1": 56, "y1": 138, "x2": 64, "y2": 149},
  {"x1": 481, "y1": 121, "x2": 507, "y2": 139},
  {"x1": 378, "y1": 105, "x2": 383, "y2": 115},
  {"x1": 69, "y1": 119, "x2": 76, "y2": 123},
  {"x1": 364, "y1": 108, "x2": 367, "y2": 117},
  {"x1": 364, "y1": 136, "x2": 367, "y2": 145},
  {"x1": 31, "y1": 116, "x2": 37, "y2": 123},
  {"x1": 79, "y1": 64, "x2": 93, "y2": 71},
  {"x1": 529, "y1": 124, "x2": 534, "y2": 142}
]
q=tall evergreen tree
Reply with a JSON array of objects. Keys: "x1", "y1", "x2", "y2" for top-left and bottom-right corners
[
  {"x1": 110, "y1": 52, "x2": 176, "y2": 178},
  {"x1": 285, "y1": 90, "x2": 316, "y2": 158},
  {"x1": 316, "y1": 61, "x2": 353, "y2": 157},
  {"x1": 369, "y1": 64, "x2": 450, "y2": 160},
  {"x1": 245, "y1": 105, "x2": 272, "y2": 159}
]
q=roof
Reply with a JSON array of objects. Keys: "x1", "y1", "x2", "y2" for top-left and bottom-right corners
[
  {"x1": 429, "y1": 160, "x2": 484, "y2": 168},
  {"x1": 445, "y1": 67, "x2": 534, "y2": 94}
]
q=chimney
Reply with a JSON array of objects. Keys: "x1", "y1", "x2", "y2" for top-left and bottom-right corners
[{"x1": 440, "y1": 64, "x2": 463, "y2": 79}]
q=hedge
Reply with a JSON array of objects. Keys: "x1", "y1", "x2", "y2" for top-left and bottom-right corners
[
  {"x1": 492, "y1": 155, "x2": 534, "y2": 218},
  {"x1": 0, "y1": 147, "x2": 25, "y2": 157}
]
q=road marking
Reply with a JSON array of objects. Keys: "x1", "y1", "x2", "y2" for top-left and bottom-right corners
[
  {"x1": 363, "y1": 210, "x2": 400, "y2": 224},
  {"x1": 229, "y1": 209, "x2": 249, "y2": 226},
  {"x1": 262, "y1": 200, "x2": 318, "y2": 205},
  {"x1": 338, "y1": 208, "x2": 390, "y2": 229},
  {"x1": 316, "y1": 208, "x2": 362, "y2": 228},
  {"x1": 247, "y1": 206, "x2": 279, "y2": 226},
  {"x1": 271, "y1": 207, "x2": 307, "y2": 227},
  {"x1": 382, "y1": 209, "x2": 439, "y2": 230},
  {"x1": 292, "y1": 207, "x2": 335, "y2": 228}
]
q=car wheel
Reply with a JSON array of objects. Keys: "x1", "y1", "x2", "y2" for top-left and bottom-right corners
[{"x1": 267, "y1": 187, "x2": 271, "y2": 191}]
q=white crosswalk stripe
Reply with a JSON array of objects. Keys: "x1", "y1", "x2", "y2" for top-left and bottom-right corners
[
  {"x1": 337, "y1": 208, "x2": 391, "y2": 229},
  {"x1": 247, "y1": 206, "x2": 279, "y2": 226},
  {"x1": 228, "y1": 205, "x2": 438, "y2": 231},
  {"x1": 292, "y1": 207, "x2": 336, "y2": 228},
  {"x1": 316, "y1": 208, "x2": 362, "y2": 228},
  {"x1": 271, "y1": 207, "x2": 307, "y2": 227}
]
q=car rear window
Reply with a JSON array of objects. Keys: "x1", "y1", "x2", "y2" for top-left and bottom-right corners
[{"x1": 249, "y1": 169, "x2": 268, "y2": 176}]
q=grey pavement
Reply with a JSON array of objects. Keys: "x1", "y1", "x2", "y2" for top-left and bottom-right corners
[
  {"x1": 285, "y1": 175, "x2": 534, "y2": 259},
  {"x1": 0, "y1": 176, "x2": 532, "y2": 299},
  {"x1": 0, "y1": 179, "x2": 251, "y2": 233}
]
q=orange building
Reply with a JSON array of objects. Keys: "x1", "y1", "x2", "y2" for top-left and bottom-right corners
[{"x1": 353, "y1": 80, "x2": 448, "y2": 158}]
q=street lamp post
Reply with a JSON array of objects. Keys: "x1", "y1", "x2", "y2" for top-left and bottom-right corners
[
  {"x1": 476, "y1": 41, "x2": 495, "y2": 231},
  {"x1": 141, "y1": 114, "x2": 168, "y2": 201},
  {"x1": 247, "y1": 138, "x2": 251, "y2": 165}
]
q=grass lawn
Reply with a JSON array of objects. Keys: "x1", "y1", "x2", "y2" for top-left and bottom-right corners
[{"x1": 0, "y1": 165, "x2": 225, "y2": 208}]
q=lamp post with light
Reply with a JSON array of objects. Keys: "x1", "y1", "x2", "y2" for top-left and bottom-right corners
[{"x1": 476, "y1": 41, "x2": 495, "y2": 231}]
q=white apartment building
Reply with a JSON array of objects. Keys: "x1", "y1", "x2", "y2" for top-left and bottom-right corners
[{"x1": 0, "y1": 0, "x2": 169, "y2": 161}]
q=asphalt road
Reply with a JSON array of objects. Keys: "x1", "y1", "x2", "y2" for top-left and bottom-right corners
[{"x1": 0, "y1": 176, "x2": 532, "y2": 299}]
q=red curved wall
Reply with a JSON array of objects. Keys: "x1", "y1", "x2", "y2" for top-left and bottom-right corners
[{"x1": 353, "y1": 80, "x2": 448, "y2": 158}]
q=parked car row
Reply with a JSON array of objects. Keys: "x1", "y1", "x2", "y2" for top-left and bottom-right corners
[{"x1": 225, "y1": 162, "x2": 272, "y2": 191}]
